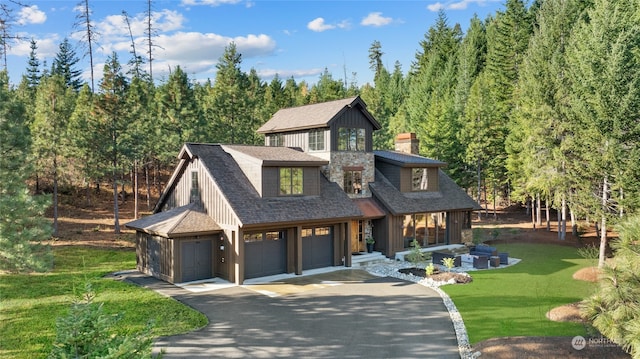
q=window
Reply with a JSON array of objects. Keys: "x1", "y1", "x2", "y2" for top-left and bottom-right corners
[
  {"x1": 343, "y1": 170, "x2": 362, "y2": 194},
  {"x1": 279, "y1": 167, "x2": 303, "y2": 195},
  {"x1": 190, "y1": 171, "x2": 199, "y2": 202},
  {"x1": 302, "y1": 228, "x2": 313, "y2": 237},
  {"x1": 412, "y1": 168, "x2": 429, "y2": 191},
  {"x1": 269, "y1": 133, "x2": 284, "y2": 146},
  {"x1": 338, "y1": 128, "x2": 365, "y2": 151},
  {"x1": 309, "y1": 130, "x2": 325, "y2": 151},
  {"x1": 315, "y1": 227, "x2": 330, "y2": 235},
  {"x1": 265, "y1": 231, "x2": 283, "y2": 241},
  {"x1": 244, "y1": 232, "x2": 263, "y2": 242}
]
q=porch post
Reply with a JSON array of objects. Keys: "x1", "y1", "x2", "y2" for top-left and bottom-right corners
[
  {"x1": 295, "y1": 226, "x2": 303, "y2": 275},
  {"x1": 344, "y1": 221, "x2": 352, "y2": 267}
]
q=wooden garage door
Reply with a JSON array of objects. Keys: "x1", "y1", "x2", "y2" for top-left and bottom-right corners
[
  {"x1": 244, "y1": 231, "x2": 287, "y2": 279},
  {"x1": 182, "y1": 239, "x2": 212, "y2": 283},
  {"x1": 302, "y1": 226, "x2": 333, "y2": 270}
]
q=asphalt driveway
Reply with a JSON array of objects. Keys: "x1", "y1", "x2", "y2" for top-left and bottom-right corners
[{"x1": 125, "y1": 269, "x2": 460, "y2": 358}]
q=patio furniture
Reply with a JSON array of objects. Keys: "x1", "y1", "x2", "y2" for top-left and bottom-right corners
[
  {"x1": 473, "y1": 255, "x2": 489, "y2": 269},
  {"x1": 490, "y1": 256, "x2": 501, "y2": 267},
  {"x1": 498, "y1": 252, "x2": 509, "y2": 265},
  {"x1": 469, "y1": 245, "x2": 498, "y2": 257}
]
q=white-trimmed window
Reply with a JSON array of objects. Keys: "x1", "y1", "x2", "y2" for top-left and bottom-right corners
[{"x1": 309, "y1": 130, "x2": 325, "y2": 151}]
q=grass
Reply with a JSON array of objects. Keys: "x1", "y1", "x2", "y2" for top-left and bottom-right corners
[
  {"x1": 442, "y1": 242, "x2": 597, "y2": 344},
  {"x1": 0, "y1": 246, "x2": 207, "y2": 359}
]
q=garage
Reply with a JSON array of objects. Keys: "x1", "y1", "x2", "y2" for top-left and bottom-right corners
[
  {"x1": 302, "y1": 226, "x2": 334, "y2": 270},
  {"x1": 181, "y1": 239, "x2": 212, "y2": 282},
  {"x1": 244, "y1": 231, "x2": 287, "y2": 279}
]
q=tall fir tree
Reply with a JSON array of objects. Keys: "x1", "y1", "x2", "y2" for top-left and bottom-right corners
[
  {"x1": 31, "y1": 74, "x2": 76, "y2": 237},
  {"x1": 0, "y1": 71, "x2": 52, "y2": 272},
  {"x1": 51, "y1": 38, "x2": 84, "y2": 92}
]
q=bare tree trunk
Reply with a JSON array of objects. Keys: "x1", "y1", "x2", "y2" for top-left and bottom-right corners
[
  {"x1": 531, "y1": 197, "x2": 536, "y2": 231},
  {"x1": 134, "y1": 160, "x2": 139, "y2": 219},
  {"x1": 598, "y1": 176, "x2": 608, "y2": 268},
  {"x1": 145, "y1": 163, "x2": 151, "y2": 210},
  {"x1": 560, "y1": 194, "x2": 566, "y2": 240},
  {"x1": 53, "y1": 156, "x2": 59, "y2": 237},
  {"x1": 571, "y1": 208, "x2": 577, "y2": 237},
  {"x1": 483, "y1": 180, "x2": 488, "y2": 217},
  {"x1": 536, "y1": 194, "x2": 542, "y2": 227},
  {"x1": 476, "y1": 159, "x2": 482, "y2": 221},
  {"x1": 545, "y1": 198, "x2": 551, "y2": 231},
  {"x1": 493, "y1": 184, "x2": 497, "y2": 220}
]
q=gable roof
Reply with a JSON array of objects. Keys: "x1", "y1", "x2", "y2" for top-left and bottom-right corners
[
  {"x1": 257, "y1": 96, "x2": 381, "y2": 134},
  {"x1": 125, "y1": 203, "x2": 222, "y2": 237},
  {"x1": 159, "y1": 143, "x2": 362, "y2": 228},
  {"x1": 374, "y1": 150, "x2": 447, "y2": 167},
  {"x1": 222, "y1": 144, "x2": 329, "y2": 166},
  {"x1": 370, "y1": 169, "x2": 482, "y2": 215}
]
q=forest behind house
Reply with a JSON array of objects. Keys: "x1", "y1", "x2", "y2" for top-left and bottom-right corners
[{"x1": 1, "y1": 0, "x2": 639, "y2": 270}]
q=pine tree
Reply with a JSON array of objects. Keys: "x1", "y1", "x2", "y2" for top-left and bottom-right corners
[
  {"x1": 52, "y1": 38, "x2": 84, "y2": 92},
  {"x1": 95, "y1": 53, "x2": 129, "y2": 234},
  {"x1": 25, "y1": 39, "x2": 41, "y2": 89},
  {"x1": 0, "y1": 71, "x2": 52, "y2": 272},
  {"x1": 32, "y1": 74, "x2": 75, "y2": 237},
  {"x1": 565, "y1": 0, "x2": 640, "y2": 267}
]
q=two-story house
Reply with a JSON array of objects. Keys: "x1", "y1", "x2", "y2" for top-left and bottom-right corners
[{"x1": 126, "y1": 96, "x2": 481, "y2": 285}]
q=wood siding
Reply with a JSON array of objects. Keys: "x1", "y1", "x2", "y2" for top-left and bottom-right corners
[
  {"x1": 137, "y1": 233, "x2": 175, "y2": 283},
  {"x1": 265, "y1": 128, "x2": 330, "y2": 154},
  {"x1": 261, "y1": 167, "x2": 321, "y2": 197},
  {"x1": 165, "y1": 158, "x2": 241, "y2": 229},
  {"x1": 329, "y1": 108, "x2": 375, "y2": 152}
]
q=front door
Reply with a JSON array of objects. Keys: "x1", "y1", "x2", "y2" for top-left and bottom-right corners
[{"x1": 350, "y1": 220, "x2": 364, "y2": 253}]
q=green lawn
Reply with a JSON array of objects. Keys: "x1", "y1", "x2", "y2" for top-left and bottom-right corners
[
  {"x1": 0, "y1": 247, "x2": 207, "y2": 359},
  {"x1": 443, "y1": 242, "x2": 597, "y2": 344}
]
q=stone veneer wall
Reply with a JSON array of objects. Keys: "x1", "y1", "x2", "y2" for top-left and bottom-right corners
[{"x1": 327, "y1": 152, "x2": 375, "y2": 198}]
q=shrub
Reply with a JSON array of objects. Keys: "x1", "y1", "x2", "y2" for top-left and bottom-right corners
[
  {"x1": 49, "y1": 282, "x2": 160, "y2": 359},
  {"x1": 442, "y1": 257, "x2": 455, "y2": 272},
  {"x1": 405, "y1": 239, "x2": 424, "y2": 265}
]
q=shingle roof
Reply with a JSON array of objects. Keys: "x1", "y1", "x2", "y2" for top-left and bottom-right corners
[
  {"x1": 125, "y1": 203, "x2": 222, "y2": 237},
  {"x1": 186, "y1": 143, "x2": 362, "y2": 226},
  {"x1": 257, "y1": 96, "x2": 381, "y2": 134},
  {"x1": 369, "y1": 169, "x2": 483, "y2": 215},
  {"x1": 373, "y1": 150, "x2": 447, "y2": 167},
  {"x1": 222, "y1": 144, "x2": 328, "y2": 166}
]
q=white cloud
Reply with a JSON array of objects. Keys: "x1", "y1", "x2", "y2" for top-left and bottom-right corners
[
  {"x1": 17, "y1": 5, "x2": 47, "y2": 25},
  {"x1": 360, "y1": 12, "x2": 392, "y2": 27},
  {"x1": 427, "y1": 0, "x2": 498, "y2": 11},
  {"x1": 181, "y1": 0, "x2": 242, "y2": 6},
  {"x1": 257, "y1": 67, "x2": 324, "y2": 81},
  {"x1": 307, "y1": 17, "x2": 350, "y2": 32},
  {"x1": 154, "y1": 31, "x2": 275, "y2": 63},
  {"x1": 308, "y1": 18, "x2": 334, "y2": 32},
  {"x1": 8, "y1": 33, "x2": 59, "y2": 58}
]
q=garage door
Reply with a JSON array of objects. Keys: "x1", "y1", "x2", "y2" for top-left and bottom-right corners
[
  {"x1": 244, "y1": 231, "x2": 287, "y2": 279},
  {"x1": 182, "y1": 239, "x2": 212, "y2": 283},
  {"x1": 302, "y1": 226, "x2": 334, "y2": 270}
]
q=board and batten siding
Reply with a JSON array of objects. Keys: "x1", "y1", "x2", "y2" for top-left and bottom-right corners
[
  {"x1": 399, "y1": 167, "x2": 440, "y2": 192},
  {"x1": 265, "y1": 128, "x2": 330, "y2": 154},
  {"x1": 137, "y1": 233, "x2": 175, "y2": 283},
  {"x1": 329, "y1": 108, "x2": 375, "y2": 152},
  {"x1": 165, "y1": 158, "x2": 241, "y2": 228},
  {"x1": 261, "y1": 167, "x2": 321, "y2": 197}
]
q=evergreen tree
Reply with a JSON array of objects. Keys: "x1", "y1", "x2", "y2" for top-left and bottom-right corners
[
  {"x1": 583, "y1": 215, "x2": 640, "y2": 358},
  {"x1": 52, "y1": 38, "x2": 84, "y2": 92},
  {"x1": 32, "y1": 74, "x2": 76, "y2": 236},
  {"x1": 0, "y1": 71, "x2": 52, "y2": 273},
  {"x1": 308, "y1": 68, "x2": 346, "y2": 103},
  {"x1": 25, "y1": 39, "x2": 41, "y2": 89},
  {"x1": 95, "y1": 53, "x2": 129, "y2": 234},
  {"x1": 565, "y1": 0, "x2": 640, "y2": 267},
  {"x1": 209, "y1": 43, "x2": 253, "y2": 144}
]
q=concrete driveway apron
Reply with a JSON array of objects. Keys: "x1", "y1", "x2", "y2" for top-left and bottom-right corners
[{"x1": 127, "y1": 269, "x2": 460, "y2": 359}]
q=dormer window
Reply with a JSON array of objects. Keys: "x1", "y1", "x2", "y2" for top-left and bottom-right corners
[
  {"x1": 309, "y1": 129, "x2": 325, "y2": 151},
  {"x1": 412, "y1": 168, "x2": 428, "y2": 191},
  {"x1": 338, "y1": 128, "x2": 365, "y2": 151},
  {"x1": 279, "y1": 167, "x2": 303, "y2": 195},
  {"x1": 268, "y1": 134, "x2": 284, "y2": 147},
  {"x1": 190, "y1": 171, "x2": 200, "y2": 202}
]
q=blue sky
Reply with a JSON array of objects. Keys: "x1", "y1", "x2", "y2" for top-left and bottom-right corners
[{"x1": 4, "y1": 0, "x2": 506, "y2": 87}]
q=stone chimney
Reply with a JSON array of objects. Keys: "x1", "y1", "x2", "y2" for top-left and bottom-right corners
[{"x1": 395, "y1": 133, "x2": 419, "y2": 155}]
